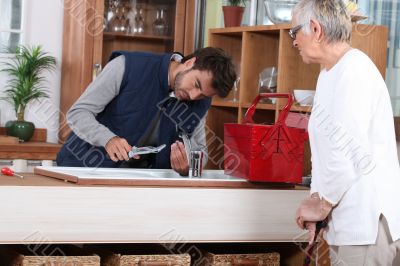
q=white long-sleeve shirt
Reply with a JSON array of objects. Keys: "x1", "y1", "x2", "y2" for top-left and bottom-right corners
[{"x1": 309, "y1": 49, "x2": 400, "y2": 245}]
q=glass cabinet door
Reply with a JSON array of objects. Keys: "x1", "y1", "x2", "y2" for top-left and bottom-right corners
[{"x1": 102, "y1": 0, "x2": 181, "y2": 65}]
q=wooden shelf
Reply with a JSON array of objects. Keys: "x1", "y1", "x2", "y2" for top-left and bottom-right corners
[
  {"x1": 206, "y1": 24, "x2": 388, "y2": 172},
  {"x1": 290, "y1": 104, "x2": 313, "y2": 113},
  {"x1": 0, "y1": 127, "x2": 47, "y2": 142},
  {"x1": 209, "y1": 24, "x2": 291, "y2": 34},
  {"x1": 0, "y1": 142, "x2": 61, "y2": 160},
  {"x1": 242, "y1": 102, "x2": 276, "y2": 110},
  {"x1": 103, "y1": 32, "x2": 173, "y2": 41},
  {"x1": 211, "y1": 100, "x2": 239, "y2": 108}
]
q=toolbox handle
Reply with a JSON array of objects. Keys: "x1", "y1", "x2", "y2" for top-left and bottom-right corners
[{"x1": 243, "y1": 93, "x2": 293, "y2": 125}]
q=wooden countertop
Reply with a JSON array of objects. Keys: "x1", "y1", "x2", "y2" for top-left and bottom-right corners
[
  {"x1": 33, "y1": 166, "x2": 309, "y2": 189},
  {"x1": 0, "y1": 171, "x2": 308, "y2": 190}
]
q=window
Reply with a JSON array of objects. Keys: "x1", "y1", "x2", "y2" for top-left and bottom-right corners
[
  {"x1": 359, "y1": 0, "x2": 400, "y2": 115},
  {"x1": 0, "y1": 0, "x2": 24, "y2": 52}
]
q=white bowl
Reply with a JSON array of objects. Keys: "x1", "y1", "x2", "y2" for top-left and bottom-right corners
[
  {"x1": 293, "y1": 89, "x2": 315, "y2": 106},
  {"x1": 264, "y1": 0, "x2": 300, "y2": 24}
]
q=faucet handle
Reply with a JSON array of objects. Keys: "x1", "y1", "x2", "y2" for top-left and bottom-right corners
[{"x1": 189, "y1": 150, "x2": 203, "y2": 178}]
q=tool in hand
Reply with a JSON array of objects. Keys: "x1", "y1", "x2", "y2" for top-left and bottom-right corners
[
  {"x1": 1, "y1": 167, "x2": 24, "y2": 179},
  {"x1": 128, "y1": 144, "x2": 167, "y2": 158}
]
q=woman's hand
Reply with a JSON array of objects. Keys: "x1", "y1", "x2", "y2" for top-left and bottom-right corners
[
  {"x1": 295, "y1": 197, "x2": 332, "y2": 229},
  {"x1": 304, "y1": 221, "x2": 317, "y2": 245}
]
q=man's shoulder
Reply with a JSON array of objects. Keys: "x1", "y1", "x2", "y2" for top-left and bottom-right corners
[{"x1": 111, "y1": 51, "x2": 170, "y2": 62}]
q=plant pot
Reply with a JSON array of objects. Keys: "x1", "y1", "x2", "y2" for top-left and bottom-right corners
[
  {"x1": 222, "y1": 6, "x2": 245, "y2": 27},
  {"x1": 5, "y1": 120, "x2": 35, "y2": 142}
]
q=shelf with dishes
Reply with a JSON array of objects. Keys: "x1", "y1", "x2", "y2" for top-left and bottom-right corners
[{"x1": 103, "y1": 32, "x2": 173, "y2": 41}]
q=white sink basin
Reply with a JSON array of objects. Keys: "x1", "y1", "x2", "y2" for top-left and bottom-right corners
[{"x1": 36, "y1": 166, "x2": 244, "y2": 182}]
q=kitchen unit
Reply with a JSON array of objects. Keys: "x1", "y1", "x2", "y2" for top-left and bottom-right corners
[{"x1": 0, "y1": 168, "x2": 310, "y2": 265}]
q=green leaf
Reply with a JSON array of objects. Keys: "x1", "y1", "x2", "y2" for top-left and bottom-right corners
[
  {"x1": 226, "y1": 0, "x2": 247, "y2": 6},
  {"x1": 0, "y1": 45, "x2": 56, "y2": 118}
]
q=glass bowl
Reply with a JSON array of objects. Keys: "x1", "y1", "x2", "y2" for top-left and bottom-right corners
[{"x1": 264, "y1": 0, "x2": 300, "y2": 24}]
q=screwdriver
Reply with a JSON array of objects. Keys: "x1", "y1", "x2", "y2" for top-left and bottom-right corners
[{"x1": 1, "y1": 167, "x2": 24, "y2": 179}]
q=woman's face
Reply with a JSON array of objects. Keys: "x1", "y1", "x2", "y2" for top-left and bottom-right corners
[{"x1": 291, "y1": 19, "x2": 321, "y2": 65}]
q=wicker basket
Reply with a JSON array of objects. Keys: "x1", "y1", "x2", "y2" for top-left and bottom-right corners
[
  {"x1": 83, "y1": 244, "x2": 190, "y2": 266},
  {"x1": 198, "y1": 250, "x2": 280, "y2": 266},
  {"x1": 120, "y1": 254, "x2": 190, "y2": 266},
  {"x1": 0, "y1": 244, "x2": 100, "y2": 266}
]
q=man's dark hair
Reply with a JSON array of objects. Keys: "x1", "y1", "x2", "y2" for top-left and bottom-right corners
[{"x1": 181, "y1": 47, "x2": 237, "y2": 98}]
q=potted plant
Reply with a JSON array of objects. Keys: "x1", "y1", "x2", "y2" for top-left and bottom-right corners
[
  {"x1": 223, "y1": 0, "x2": 247, "y2": 27},
  {"x1": 1, "y1": 45, "x2": 56, "y2": 141}
]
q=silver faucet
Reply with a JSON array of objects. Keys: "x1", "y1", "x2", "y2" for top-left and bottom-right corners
[{"x1": 180, "y1": 133, "x2": 203, "y2": 178}]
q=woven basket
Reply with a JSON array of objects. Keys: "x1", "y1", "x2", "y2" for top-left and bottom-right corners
[
  {"x1": 18, "y1": 256, "x2": 100, "y2": 265},
  {"x1": 200, "y1": 252, "x2": 280, "y2": 266},
  {"x1": 0, "y1": 244, "x2": 100, "y2": 266},
  {"x1": 120, "y1": 254, "x2": 190, "y2": 266},
  {"x1": 83, "y1": 244, "x2": 190, "y2": 266}
]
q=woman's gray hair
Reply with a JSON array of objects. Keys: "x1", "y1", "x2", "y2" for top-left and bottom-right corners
[{"x1": 292, "y1": 0, "x2": 352, "y2": 43}]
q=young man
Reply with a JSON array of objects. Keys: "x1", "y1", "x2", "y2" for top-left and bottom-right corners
[{"x1": 56, "y1": 47, "x2": 237, "y2": 175}]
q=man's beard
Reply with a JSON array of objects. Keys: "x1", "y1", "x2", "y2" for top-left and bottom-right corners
[{"x1": 173, "y1": 69, "x2": 192, "y2": 100}]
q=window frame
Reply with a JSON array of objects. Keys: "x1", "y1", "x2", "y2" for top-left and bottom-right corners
[{"x1": 0, "y1": 0, "x2": 26, "y2": 57}]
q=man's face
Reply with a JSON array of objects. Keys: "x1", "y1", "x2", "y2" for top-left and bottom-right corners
[{"x1": 173, "y1": 68, "x2": 217, "y2": 101}]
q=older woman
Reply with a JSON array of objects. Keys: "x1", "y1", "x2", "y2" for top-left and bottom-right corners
[{"x1": 292, "y1": 0, "x2": 400, "y2": 265}]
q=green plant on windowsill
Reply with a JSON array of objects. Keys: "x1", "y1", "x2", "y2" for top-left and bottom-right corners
[
  {"x1": 226, "y1": 0, "x2": 247, "y2": 6},
  {"x1": 1, "y1": 45, "x2": 56, "y2": 141}
]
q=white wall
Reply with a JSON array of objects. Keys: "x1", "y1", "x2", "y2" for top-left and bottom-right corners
[{"x1": 0, "y1": 0, "x2": 64, "y2": 143}]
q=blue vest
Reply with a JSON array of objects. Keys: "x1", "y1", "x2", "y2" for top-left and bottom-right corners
[{"x1": 57, "y1": 51, "x2": 211, "y2": 168}]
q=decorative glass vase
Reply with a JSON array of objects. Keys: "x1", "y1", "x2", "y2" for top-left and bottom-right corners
[{"x1": 152, "y1": 8, "x2": 168, "y2": 36}]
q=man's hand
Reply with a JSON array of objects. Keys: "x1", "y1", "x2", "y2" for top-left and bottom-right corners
[
  {"x1": 295, "y1": 197, "x2": 332, "y2": 230},
  {"x1": 105, "y1": 136, "x2": 132, "y2": 162},
  {"x1": 170, "y1": 141, "x2": 189, "y2": 176}
]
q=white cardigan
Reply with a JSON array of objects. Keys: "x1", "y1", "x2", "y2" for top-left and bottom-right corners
[{"x1": 309, "y1": 49, "x2": 400, "y2": 245}]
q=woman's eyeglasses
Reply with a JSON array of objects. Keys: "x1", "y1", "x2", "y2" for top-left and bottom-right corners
[{"x1": 289, "y1": 24, "x2": 303, "y2": 40}]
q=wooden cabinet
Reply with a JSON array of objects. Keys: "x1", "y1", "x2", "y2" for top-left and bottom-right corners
[
  {"x1": 205, "y1": 24, "x2": 388, "y2": 169},
  {"x1": 59, "y1": 0, "x2": 196, "y2": 141}
]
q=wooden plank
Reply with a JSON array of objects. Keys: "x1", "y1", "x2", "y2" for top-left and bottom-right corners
[
  {"x1": 351, "y1": 24, "x2": 388, "y2": 78},
  {"x1": 205, "y1": 107, "x2": 239, "y2": 170},
  {"x1": 241, "y1": 31, "x2": 279, "y2": 104},
  {"x1": 209, "y1": 24, "x2": 291, "y2": 34},
  {"x1": 59, "y1": 0, "x2": 98, "y2": 142},
  {"x1": 33, "y1": 166, "x2": 300, "y2": 189},
  {"x1": 174, "y1": 0, "x2": 186, "y2": 53},
  {"x1": 0, "y1": 174, "x2": 75, "y2": 187},
  {"x1": 0, "y1": 185, "x2": 309, "y2": 243},
  {"x1": 0, "y1": 127, "x2": 47, "y2": 142},
  {"x1": 0, "y1": 142, "x2": 61, "y2": 160},
  {"x1": 183, "y1": 0, "x2": 196, "y2": 54},
  {"x1": 0, "y1": 136, "x2": 19, "y2": 144},
  {"x1": 92, "y1": 0, "x2": 104, "y2": 68}
]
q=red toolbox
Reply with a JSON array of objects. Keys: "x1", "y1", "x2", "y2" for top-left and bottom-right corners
[{"x1": 224, "y1": 93, "x2": 308, "y2": 183}]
